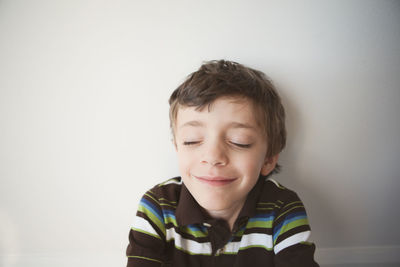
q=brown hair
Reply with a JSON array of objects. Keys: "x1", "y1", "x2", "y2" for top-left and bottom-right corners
[{"x1": 169, "y1": 60, "x2": 286, "y2": 175}]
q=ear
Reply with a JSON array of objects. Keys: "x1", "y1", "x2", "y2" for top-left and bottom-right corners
[{"x1": 260, "y1": 154, "x2": 279, "y2": 176}]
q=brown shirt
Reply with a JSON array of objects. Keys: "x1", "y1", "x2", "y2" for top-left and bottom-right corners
[{"x1": 126, "y1": 176, "x2": 319, "y2": 267}]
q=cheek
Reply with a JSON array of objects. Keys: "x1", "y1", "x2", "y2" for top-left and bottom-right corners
[
  {"x1": 176, "y1": 149, "x2": 195, "y2": 174},
  {"x1": 243, "y1": 160, "x2": 262, "y2": 176},
  {"x1": 236, "y1": 151, "x2": 266, "y2": 175}
]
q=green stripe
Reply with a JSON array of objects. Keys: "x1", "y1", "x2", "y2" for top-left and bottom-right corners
[
  {"x1": 180, "y1": 226, "x2": 208, "y2": 238},
  {"x1": 164, "y1": 215, "x2": 207, "y2": 238},
  {"x1": 127, "y1": 255, "x2": 162, "y2": 263},
  {"x1": 246, "y1": 220, "x2": 273, "y2": 229},
  {"x1": 138, "y1": 204, "x2": 166, "y2": 235},
  {"x1": 160, "y1": 203, "x2": 177, "y2": 209},
  {"x1": 276, "y1": 218, "x2": 309, "y2": 243},
  {"x1": 255, "y1": 207, "x2": 275, "y2": 211},
  {"x1": 281, "y1": 200, "x2": 302, "y2": 209},
  {"x1": 144, "y1": 193, "x2": 159, "y2": 205},
  {"x1": 257, "y1": 202, "x2": 279, "y2": 205},
  {"x1": 147, "y1": 189, "x2": 157, "y2": 198},
  {"x1": 164, "y1": 213, "x2": 178, "y2": 227},
  {"x1": 159, "y1": 197, "x2": 177, "y2": 204},
  {"x1": 275, "y1": 205, "x2": 304, "y2": 221},
  {"x1": 239, "y1": 245, "x2": 273, "y2": 251},
  {"x1": 131, "y1": 227, "x2": 161, "y2": 240},
  {"x1": 257, "y1": 202, "x2": 281, "y2": 209},
  {"x1": 234, "y1": 228, "x2": 245, "y2": 237}
]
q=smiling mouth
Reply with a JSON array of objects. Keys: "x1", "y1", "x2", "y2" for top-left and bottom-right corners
[{"x1": 192, "y1": 175, "x2": 237, "y2": 186}]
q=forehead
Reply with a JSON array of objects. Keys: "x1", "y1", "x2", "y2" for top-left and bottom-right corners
[{"x1": 176, "y1": 97, "x2": 262, "y2": 130}]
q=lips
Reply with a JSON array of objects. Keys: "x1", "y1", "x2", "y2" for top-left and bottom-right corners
[{"x1": 192, "y1": 175, "x2": 237, "y2": 186}]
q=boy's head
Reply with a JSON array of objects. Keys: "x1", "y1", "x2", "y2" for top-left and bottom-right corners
[
  {"x1": 169, "y1": 60, "x2": 286, "y2": 167},
  {"x1": 168, "y1": 60, "x2": 287, "y2": 214}
]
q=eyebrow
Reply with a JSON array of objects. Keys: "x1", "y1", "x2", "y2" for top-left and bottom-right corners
[
  {"x1": 179, "y1": 120, "x2": 256, "y2": 130},
  {"x1": 228, "y1": 122, "x2": 256, "y2": 130},
  {"x1": 179, "y1": 120, "x2": 204, "y2": 129}
]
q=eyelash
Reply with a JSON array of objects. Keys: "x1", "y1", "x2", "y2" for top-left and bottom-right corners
[
  {"x1": 183, "y1": 141, "x2": 200, "y2": 146},
  {"x1": 232, "y1": 142, "x2": 252, "y2": 148},
  {"x1": 182, "y1": 141, "x2": 252, "y2": 149}
]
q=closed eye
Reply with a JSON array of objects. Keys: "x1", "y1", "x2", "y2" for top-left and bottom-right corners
[
  {"x1": 231, "y1": 142, "x2": 252, "y2": 148},
  {"x1": 182, "y1": 141, "x2": 252, "y2": 148},
  {"x1": 183, "y1": 141, "x2": 200, "y2": 146}
]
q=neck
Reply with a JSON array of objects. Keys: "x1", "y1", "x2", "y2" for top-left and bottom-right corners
[{"x1": 204, "y1": 199, "x2": 246, "y2": 231}]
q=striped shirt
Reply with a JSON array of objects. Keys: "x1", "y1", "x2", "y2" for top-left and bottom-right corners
[{"x1": 126, "y1": 176, "x2": 318, "y2": 267}]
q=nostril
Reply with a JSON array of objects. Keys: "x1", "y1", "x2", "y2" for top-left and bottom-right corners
[
  {"x1": 201, "y1": 158, "x2": 227, "y2": 166},
  {"x1": 210, "y1": 160, "x2": 226, "y2": 166},
  {"x1": 200, "y1": 144, "x2": 229, "y2": 166}
]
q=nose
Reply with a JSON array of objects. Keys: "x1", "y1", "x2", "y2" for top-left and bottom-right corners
[{"x1": 200, "y1": 141, "x2": 228, "y2": 166}]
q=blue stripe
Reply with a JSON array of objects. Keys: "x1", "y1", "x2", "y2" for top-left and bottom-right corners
[
  {"x1": 163, "y1": 210, "x2": 176, "y2": 221},
  {"x1": 163, "y1": 209, "x2": 175, "y2": 216},
  {"x1": 249, "y1": 214, "x2": 275, "y2": 222},
  {"x1": 285, "y1": 211, "x2": 307, "y2": 221},
  {"x1": 164, "y1": 212, "x2": 177, "y2": 225},
  {"x1": 273, "y1": 211, "x2": 307, "y2": 242},
  {"x1": 163, "y1": 211, "x2": 204, "y2": 232},
  {"x1": 140, "y1": 198, "x2": 163, "y2": 222},
  {"x1": 251, "y1": 211, "x2": 275, "y2": 219},
  {"x1": 187, "y1": 224, "x2": 203, "y2": 232}
]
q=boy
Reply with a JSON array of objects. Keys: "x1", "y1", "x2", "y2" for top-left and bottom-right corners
[{"x1": 126, "y1": 60, "x2": 319, "y2": 267}]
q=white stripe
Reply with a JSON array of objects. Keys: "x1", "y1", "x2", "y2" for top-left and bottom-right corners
[
  {"x1": 274, "y1": 230, "x2": 311, "y2": 254},
  {"x1": 132, "y1": 216, "x2": 160, "y2": 238},
  {"x1": 166, "y1": 227, "x2": 212, "y2": 255},
  {"x1": 266, "y1": 177, "x2": 280, "y2": 188},
  {"x1": 164, "y1": 228, "x2": 274, "y2": 255},
  {"x1": 240, "y1": 233, "x2": 273, "y2": 250},
  {"x1": 162, "y1": 179, "x2": 183, "y2": 186},
  {"x1": 220, "y1": 233, "x2": 273, "y2": 254},
  {"x1": 224, "y1": 240, "x2": 241, "y2": 253}
]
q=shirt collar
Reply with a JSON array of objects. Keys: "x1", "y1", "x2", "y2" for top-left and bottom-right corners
[
  {"x1": 236, "y1": 175, "x2": 264, "y2": 220},
  {"x1": 175, "y1": 175, "x2": 265, "y2": 226},
  {"x1": 175, "y1": 182, "x2": 206, "y2": 226}
]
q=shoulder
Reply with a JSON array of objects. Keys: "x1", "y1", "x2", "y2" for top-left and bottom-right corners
[
  {"x1": 144, "y1": 176, "x2": 183, "y2": 203},
  {"x1": 258, "y1": 178, "x2": 313, "y2": 252},
  {"x1": 259, "y1": 177, "x2": 303, "y2": 205},
  {"x1": 260, "y1": 180, "x2": 318, "y2": 264},
  {"x1": 258, "y1": 177, "x2": 310, "y2": 233},
  {"x1": 133, "y1": 177, "x2": 183, "y2": 238}
]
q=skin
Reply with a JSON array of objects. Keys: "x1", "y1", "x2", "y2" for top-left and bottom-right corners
[{"x1": 174, "y1": 96, "x2": 279, "y2": 230}]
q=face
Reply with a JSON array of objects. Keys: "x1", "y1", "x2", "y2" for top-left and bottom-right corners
[{"x1": 174, "y1": 97, "x2": 278, "y2": 213}]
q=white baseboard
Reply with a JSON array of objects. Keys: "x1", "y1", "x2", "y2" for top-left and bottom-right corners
[
  {"x1": 2, "y1": 248, "x2": 400, "y2": 266},
  {"x1": 0, "y1": 252, "x2": 124, "y2": 267},
  {"x1": 315, "y1": 246, "x2": 400, "y2": 265}
]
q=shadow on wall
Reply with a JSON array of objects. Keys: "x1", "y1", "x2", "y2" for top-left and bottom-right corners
[{"x1": 276, "y1": 90, "x2": 347, "y2": 249}]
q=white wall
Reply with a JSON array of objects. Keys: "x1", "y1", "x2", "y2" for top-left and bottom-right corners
[{"x1": 0, "y1": 0, "x2": 399, "y2": 266}]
